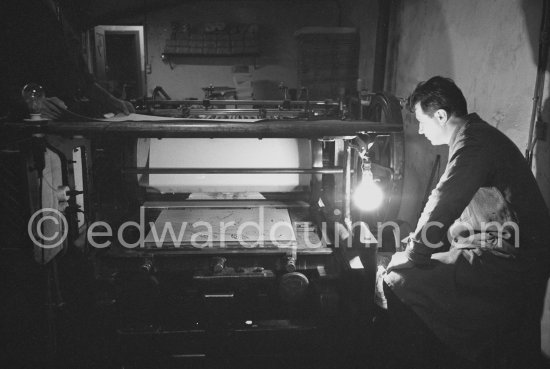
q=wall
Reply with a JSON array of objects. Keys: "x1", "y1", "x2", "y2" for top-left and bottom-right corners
[
  {"x1": 117, "y1": 0, "x2": 379, "y2": 100},
  {"x1": 340, "y1": 0, "x2": 379, "y2": 90},
  {"x1": 114, "y1": 0, "x2": 380, "y2": 100},
  {"x1": 387, "y1": 0, "x2": 550, "y2": 356},
  {"x1": 388, "y1": 0, "x2": 549, "y2": 224}
]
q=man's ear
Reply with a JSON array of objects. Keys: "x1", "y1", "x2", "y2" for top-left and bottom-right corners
[{"x1": 434, "y1": 109, "x2": 448, "y2": 125}]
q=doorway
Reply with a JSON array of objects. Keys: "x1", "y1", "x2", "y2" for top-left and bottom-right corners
[{"x1": 93, "y1": 25, "x2": 146, "y2": 99}]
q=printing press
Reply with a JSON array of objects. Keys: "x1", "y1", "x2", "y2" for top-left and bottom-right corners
[{"x1": 14, "y1": 92, "x2": 404, "y2": 368}]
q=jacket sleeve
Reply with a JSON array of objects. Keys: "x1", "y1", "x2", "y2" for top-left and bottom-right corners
[{"x1": 405, "y1": 132, "x2": 493, "y2": 264}]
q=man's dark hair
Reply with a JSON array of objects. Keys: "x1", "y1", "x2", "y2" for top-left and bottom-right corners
[{"x1": 409, "y1": 76, "x2": 468, "y2": 118}]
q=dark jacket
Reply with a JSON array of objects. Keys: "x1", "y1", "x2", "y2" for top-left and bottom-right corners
[{"x1": 385, "y1": 113, "x2": 550, "y2": 360}]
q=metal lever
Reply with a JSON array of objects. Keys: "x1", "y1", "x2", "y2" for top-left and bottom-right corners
[{"x1": 279, "y1": 82, "x2": 291, "y2": 109}]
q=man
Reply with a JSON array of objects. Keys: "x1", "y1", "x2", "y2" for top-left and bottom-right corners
[
  {"x1": 0, "y1": 0, "x2": 134, "y2": 121},
  {"x1": 382, "y1": 76, "x2": 550, "y2": 368},
  {"x1": 0, "y1": 1, "x2": 133, "y2": 366}
]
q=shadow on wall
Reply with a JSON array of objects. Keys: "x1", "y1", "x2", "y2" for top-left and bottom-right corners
[
  {"x1": 393, "y1": 0, "x2": 454, "y2": 226},
  {"x1": 253, "y1": 80, "x2": 282, "y2": 100},
  {"x1": 522, "y1": 0, "x2": 550, "y2": 361},
  {"x1": 521, "y1": 0, "x2": 550, "y2": 210}
]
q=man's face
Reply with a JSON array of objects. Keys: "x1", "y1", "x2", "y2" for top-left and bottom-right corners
[{"x1": 414, "y1": 103, "x2": 447, "y2": 145}]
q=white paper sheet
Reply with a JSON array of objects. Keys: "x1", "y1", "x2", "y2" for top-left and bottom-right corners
[
  {"x1": 144, "y1": 207, "x2": 297, "y2": 247},
  {"x1": 146, "y1": 138, "x2": 312, "y2": 193}
]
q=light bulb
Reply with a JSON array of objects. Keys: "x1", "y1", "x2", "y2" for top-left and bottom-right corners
[
  {"x1": 353, "y1": 176, "x2": 384, "y2": 211},
  {"x1": 21, "y1": 83, "x2": 45, "y2": 120}
]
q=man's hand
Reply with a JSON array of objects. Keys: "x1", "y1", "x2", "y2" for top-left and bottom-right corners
[
  {"x1": 123, "y1": 100, "x2": 136, "y2": 114},
  {"x1": 41, "y1": 97, "x2": 68, "y2": 120},
  {"x1": 386, "y1": 251, "x2": 415, "y2": 273},
  {"x1": 88, "y1": 82, "x2": 135, "y2": 116},
  {"x1": 109, "y1": 98, "x2": 135, "y2": 115}
]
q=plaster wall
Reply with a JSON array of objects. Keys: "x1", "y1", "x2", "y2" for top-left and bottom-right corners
[
  {"x1": 119, "y1": 0, "x2": 378, "y2": 100},
  {"x1": 389, "y1": 0, "x2": 548, "y2": 225},
  {"x1": 143, "y1": 1, "x2": 331, "y2": 100},
  {"x1": 388, "y1": 0, "x2": 550, "y2": 356},
  {"x1": 339, "y1": 0, "x2": 379, "y2": 89}
]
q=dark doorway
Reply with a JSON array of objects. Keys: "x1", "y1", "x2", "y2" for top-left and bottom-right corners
[
  {"x1": 93, "y1": 25, "x2": 145, "y2": 99},
  {"x1": 105, "y1": 33, "x2": 140, "y2": 99}
]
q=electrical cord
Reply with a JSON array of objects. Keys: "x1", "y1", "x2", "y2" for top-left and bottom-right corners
[{"x1": 527, "y1": 0, "x2": 550, "y2": 166}]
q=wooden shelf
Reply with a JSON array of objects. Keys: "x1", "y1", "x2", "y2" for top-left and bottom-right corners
[
  {"x1": 163, "y1": 23, "x2": 259, "y2": 57},
  {"x1": 162, "y1": 52, "x2": 260, "y2": 58}
]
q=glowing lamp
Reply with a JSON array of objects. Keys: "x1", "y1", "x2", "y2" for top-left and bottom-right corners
[{"x1": 353, "y1": 165, "x2": 384, "y2": 211}]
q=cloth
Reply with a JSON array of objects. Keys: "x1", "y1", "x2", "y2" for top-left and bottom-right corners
[
  {"x1": 384, "y1": 113, "x2": 550, "y2": 361},
  {"x1": 380, "y1": 282, "x2": 479, "y2": 369}
]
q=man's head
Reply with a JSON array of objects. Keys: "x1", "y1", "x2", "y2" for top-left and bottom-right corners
[{"x1": 409, "y1": 76, "x2": 468, "y2": 145}]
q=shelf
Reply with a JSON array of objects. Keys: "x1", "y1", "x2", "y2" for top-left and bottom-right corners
[
  {"x1": 162, "y1": 52, "x2": 260, "y2": 58},
  {"x1": 163, "y1": 23, "x2": 259, "y2": 57}
]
